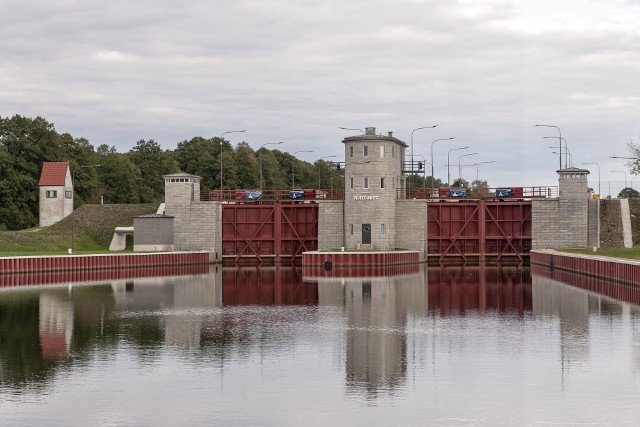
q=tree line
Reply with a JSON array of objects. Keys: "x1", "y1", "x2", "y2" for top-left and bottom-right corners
[{"x1": 0, "y1": 115, "x2": 343, "y2": 230}]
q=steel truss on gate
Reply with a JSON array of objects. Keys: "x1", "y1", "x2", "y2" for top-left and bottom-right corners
[
  {"x1": 221, "y1": 203, "x2": 319, "y2": 263},
  {"x1": 427, "y1": 201, "x2": 532, "y2": 262}
]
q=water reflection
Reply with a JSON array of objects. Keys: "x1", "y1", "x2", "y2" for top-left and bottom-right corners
[
  {"x1": 2, "y1": 263, "x2": 640, "y2": 424},
  {"x1": 314, "y1": 272, "x2": 427, "y2": 397}
]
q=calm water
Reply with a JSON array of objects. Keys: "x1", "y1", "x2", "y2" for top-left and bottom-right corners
[{"x1": 1, "y1": 264, "x2": 640, "y2": 426}]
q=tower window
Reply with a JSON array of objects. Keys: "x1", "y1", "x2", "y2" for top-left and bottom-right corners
[
  {"x1": 381, "y1": 177, "x2": 384, "y2": 189},
  {"x1": 350, "y1": 177, "x2": 353, "y2": 190},
  {"x1": 363, "y1": 146, "x2": 368, "y2": 157},
  {"x1": 380, "y1": 224, "x2": 386, "y2": 236},
  {"x1": 350, "y1": 146, "x2": 353, "y2": 157},
  {"x1": 364, "y1": 177, "x2": 369, "y2": 189},
  {"x1": 380, "y1": 145, "x2": 385, "y2": 158},
  {"x1": 46, "y1": 190, "x2": 57, "y2": 198}
]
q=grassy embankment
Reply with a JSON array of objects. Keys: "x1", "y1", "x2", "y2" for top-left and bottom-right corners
[
  {"x1": 0, "y1": 204, "x2": 157, "y2": 256},
  {"x1": 560, "y1": 247, "x2": 640, "y2": 260}
]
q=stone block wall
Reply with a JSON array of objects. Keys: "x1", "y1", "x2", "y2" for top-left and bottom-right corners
[
  {"x1": 395, "y1": 200, "x2": 427, "y2": 255},
  {"x1": 317, "y1": 201, "x2": 344, "y2": 250}
]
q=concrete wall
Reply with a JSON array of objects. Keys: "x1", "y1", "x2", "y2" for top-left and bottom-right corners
[
  {"x1": 532, "y1": 170, "x2": 590, "y2": 249},
  {"x1": 395, "y1": 200, "x2": 427, "y2": 255},
  {"x1": 317, "y1": 200, "x2": 344, "y2": 250},
  {"x1": 587, "y1": 199, "x2": 599, "y2": 248}
]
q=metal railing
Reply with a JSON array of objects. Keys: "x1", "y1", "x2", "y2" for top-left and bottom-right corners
[
  {"x1": 199, "y1": 186, "x2": 558, "y2": 203},
  {"x1": 401, "y1": 186, "x2": 559, "y2": 200},
  {"x1": 201, "y1": 188, "x2": 344, "y2": 203}
]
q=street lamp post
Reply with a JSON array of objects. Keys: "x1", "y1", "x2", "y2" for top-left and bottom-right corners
[
  {"x1": 612, "y1": 170, "x2": 628, "y2": 188},
  {"x1": 535, "y1": 124, "x2": 562, "y2": 170},
  {"x1": 317, "y1": 155, "x2": 338, "y2": 190},
  {"x1": 544, "y1": 136, "x2": 569, "y2": 168},
  {"x1": 447, "y1": 146, "x2": 469, "y2": 186},
  {"x1": 220, "y1": 130, "x2": 246, "y2": 190},
  {"x1": 411, "y1": 126, "x2": 437, "y2": 175},
  {"x1": 476, "y1": 160, "x2": 495, "y2": 181},
  {"x1": 259, "y1": 141, "x2": 284, "y2": 190},
  {"x1": 292, "y1": 150, "x2": 313, "y2": 188},
  {"x1": 582, "y1": 162, "x2": 601, "y2": 195},
  {"x1": 430, "y1": 137, "x2": 453, "y2": 189},
  {"x1": 71, "y1": 164, "x2": 102, "y2": 254},
  {"x1": 457, "y1": 152, "x2": 478, "y2": 182},
  {"x1": 338, "y1": 127, "x2": 364, "y2": 135}
]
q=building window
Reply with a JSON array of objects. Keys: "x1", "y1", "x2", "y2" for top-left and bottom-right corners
[
  {"x1": 46, "y1": 190, "x2": 57, "y2": 198},
  {"x1": 350, "y1": 177, "x2": 353, "y2": 190},
  {"x1": 380, "y1": 224, "x2": 386, "y2": 236},
  {"x1": 350, "y1": 224, "x2": 354, "y2": 235},
  {"x1": 380, "y1": 145, "x2": 385, "y2": 158},
  {"x1": 350, "y1": 146, "x2": 353, "y2": 157},
  {"x1": 381, "y1": 177, "x2": 385, "y2": 189},
  {"x1": 363, "y1": 145, "x2": 368, "y2": 157},
  {"x1": 65, "y1": 191, "x2": 72, "y2": 199},
  {"x1": 364, "y1": 177, "x2": 369, "y2": 189}
]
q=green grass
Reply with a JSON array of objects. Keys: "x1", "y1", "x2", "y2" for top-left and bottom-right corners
[
  {"x1": 560, "y1": 247, "x2": 640, "y2": 260},
  {"x1": 0, "y1": 204, "x2": 158, "y2": 256}
]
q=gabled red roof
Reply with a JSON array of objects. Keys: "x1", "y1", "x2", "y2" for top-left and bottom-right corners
[{"x1": 39, "y1": 162, "x2": 69, "y2": 186}]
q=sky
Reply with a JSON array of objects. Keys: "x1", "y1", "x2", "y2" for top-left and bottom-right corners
[{"x1": 2, "y1": 0, "x2": 640, "y2": 195}]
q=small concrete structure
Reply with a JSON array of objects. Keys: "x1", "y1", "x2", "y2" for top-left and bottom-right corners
[
  {"x1": 39, "y1": 162, "x2": 73, "y2": 227},
  {"x1": 133, "y1": 214, "x2": 175, "y2": 251},
  {"x1": 109, "y1": 227, "x2": 134, "y2": 251}
]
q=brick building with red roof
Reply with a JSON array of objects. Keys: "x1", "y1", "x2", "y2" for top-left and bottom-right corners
[{"x1": 39, "y1": 162, "x2": 73, "y2": 227}]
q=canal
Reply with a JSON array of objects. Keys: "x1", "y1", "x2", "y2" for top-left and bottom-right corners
[{"x1": 1, "y1": 264, "x2": 640, "y2": 426}]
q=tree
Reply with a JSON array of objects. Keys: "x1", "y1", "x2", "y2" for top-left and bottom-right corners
[
  {"x1": 96, "y1": 145, "x2": 143, "y2": 204},
  {"x1": 174, "y1": 137, "x2": 217, "y2": 188},
  {"x1": 234, "y1": 142, "x2": 259, "y2": 189},
  {"x1": 618, "y1": 187, "x2": 640, "y2": 199},
  {"x1": 128, "y1": 139, "x2": 179, "y2": 203},
  {"x1": 626, "y1": 139, "x2": 640, "y2": 175},
  {"x1": 0, "y1": 115, "x2": 67, "y2": 229},
  {"x1": 452, "y1": 178, "x2": 470, "y2": 189},
  {"x1": 258, "y1": 149, "x2": 288, "y2": 189}
]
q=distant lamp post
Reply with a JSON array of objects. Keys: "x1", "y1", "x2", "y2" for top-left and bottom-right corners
[
  {"x1": 292, "y1": 150, "x2": 313, "y2": 188},
  {"x1": 410, "y1": 126, "x2": 438, "y2": 175},
  {"x1": 71, "y1": 164, "x2": 102, "y2": 254},
  {"x1": 534, "y1": 124, "x2": 562, "y2": 170},
  {"x1": 582, "y1": 162, "x2": 601, "y2": 195},
  {"x1": 428, "y1": 137, "x2": 452, "y2": 189},
  {"x1": 447, "y1": 146, "x2": 469, "y2": 186},
  {"x1": 317, "y1": 155, "x2": 338, "y2": 190},
  {"x1": 457, "y1": 152, "x2": 478, "y2": 182},
  {"x1": 338, "y1": 126, "x2": 364, "y2": 135},
  {"x1": 259, "y1": 141, "x2": 284, "y2": 189},
  {"x1": 476, "y1": 160, "x2": 495, "y2": 181},
  {"x1": 612, "y1": 170, "x2": 628, "y2": 188},
  {"x1": 544, "y1": 136, "x2": 569, "y2": 168},
  {"x1": 219, "y1": 130, "x2": 246, "y2": 189}
]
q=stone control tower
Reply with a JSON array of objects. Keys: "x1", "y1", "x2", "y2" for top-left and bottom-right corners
[{"x1": 343, "y1": 127, "x2": 407, "y2": 250}]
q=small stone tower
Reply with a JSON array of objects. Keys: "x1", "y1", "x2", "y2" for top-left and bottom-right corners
[
  {"x1": 343, "y1": 127, "x2": 407, "y2": 250},
  {"x1": 532, "y1": 167, "x2": 591, "y2": 249}
]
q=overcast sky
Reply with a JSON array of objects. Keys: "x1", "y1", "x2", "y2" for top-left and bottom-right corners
[{"x1": 2, "y1": 0, "x2": 640, "y2": 194}]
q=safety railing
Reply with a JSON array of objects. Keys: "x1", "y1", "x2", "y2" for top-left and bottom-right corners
[
  {"x1": 200, "y1": 188, "x2": 344, "y2": 203},
  {"x1": 401, "y1": 186, "x2": 559, "y2": 200}
]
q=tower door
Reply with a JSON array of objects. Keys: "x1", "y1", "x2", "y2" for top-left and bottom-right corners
[{"x1": 362, "y1": 224, "x2": 371, "y2": 244}]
